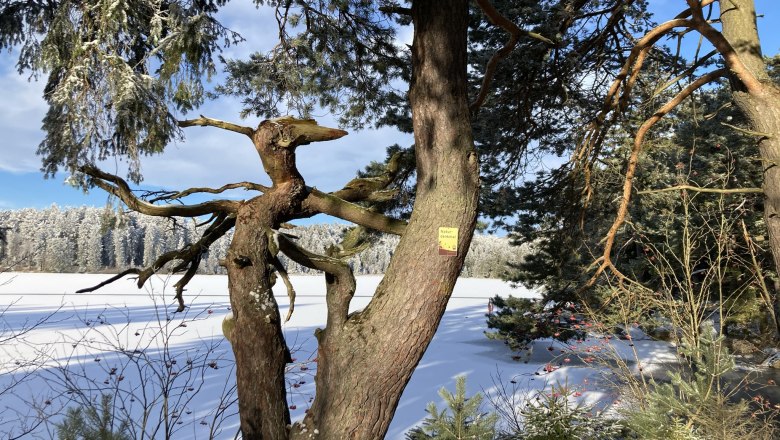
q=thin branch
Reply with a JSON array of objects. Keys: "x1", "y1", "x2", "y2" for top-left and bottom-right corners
[
  {"x1": 652, "y1": 49, "x2": 718, "y2": 98},
  {"x1": 378, "y1": 5, "x2": 411, "y2": 16},
  {"x1": 81, "y1": 165, "x2": 240, "y2": 217},
  {"x1": 585, "y1": 68, "x2": 727, "y2": 289},
  {"x1": 76, "y1": 214, "x2": 236, "y2": 312},
  {"x1": 470, "y1": 0, "x2": 555, "y2": 113},
  {"x1": 719, "y1": 121, "x2": 773, "y2": 138},
  {"x1": 177, "y1": 115, "x2": 255, "y2": 137},
  {"x1": 75, "y1": 269, "x2": 143, "y2": 293},
  {"x1": 637, "y1": 184, "x2": 763, "y2": 195},
  {"x1": 274, "y1": 232, "x2": 355, "y2": 327},
  {"x1": 173, "y1": 253, "x2": 201, "y2": 312},
  {"x1": 147, "y1": 182, "x2": 270, "y2": 203},
  {"x1": 270, "y1": 256, "x2": 296, "y2": 322}
]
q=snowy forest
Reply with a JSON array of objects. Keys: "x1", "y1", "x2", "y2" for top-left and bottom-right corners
[{"x1": 0, "y1": 206, "x2": 527, "y2": 278}]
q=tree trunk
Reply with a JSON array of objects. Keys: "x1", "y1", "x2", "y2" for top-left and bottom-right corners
[
  {"x1": 720, "y1": 0, "x2": 780, "y2": 334},
  {"x1": 290, "y1": 0, "x2": 479, "y2": 438},
  {"x1": 227, "y1": 195, "x2": 292, "y2": 440},
  {"x1": 226, "y1": 121, "x2": 346, "y2": 439}
]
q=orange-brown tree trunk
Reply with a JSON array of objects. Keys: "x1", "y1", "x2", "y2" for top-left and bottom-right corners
[
  {"x1": 720, "y1": 0, "x2": 780, "y2": 333},
  {"x1": 289, "y1": 0, "x2": 479, "y2": 438}
]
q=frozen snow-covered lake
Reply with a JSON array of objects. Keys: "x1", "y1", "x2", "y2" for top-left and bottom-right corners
[{"x1": 0, "y1": 273, "x2": 671, "y2": 439}]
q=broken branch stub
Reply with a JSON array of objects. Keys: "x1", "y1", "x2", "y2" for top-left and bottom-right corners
[{"x1": 261, "y1": 116, "x2": 348, "y2": 148}]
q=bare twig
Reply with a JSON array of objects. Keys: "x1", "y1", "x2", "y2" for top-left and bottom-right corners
[
  {"x1": 177, "y1": 115, "x2": 255, "y2": 137},
  {"x1": 719, "y1": 122, "x2": 773, "y2": 138},
  {"x1": 81, "y1": 166, "x2": 240, "y2": 217}
]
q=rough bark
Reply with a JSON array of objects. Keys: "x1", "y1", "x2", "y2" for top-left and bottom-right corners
[
  {"x1": 225, "y1": 118, "x2": 347, "y2": 439},
  {"x1": 289, "y1": 1, "x2": 479, "y2": 438},
  {"x1": 720, "y1": 0, "x2": 780, "y2": 332}
]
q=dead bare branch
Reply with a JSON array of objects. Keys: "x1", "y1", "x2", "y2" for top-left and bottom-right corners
[
  {"x1": 81, "y1": 165, "x2": 240, "y2": 217},
  {"x1": 147, "y1": 182, "x2": 270, "y2": 204},
  {"x1": 177, "y1": 115, "x2": 255, "y2": 137},
  {"x1": 270, "y1": 256, "x2": 296, "y2": 322},
  {"x1": 77, "y1": 214, "x2": 236, "y2": 311}
]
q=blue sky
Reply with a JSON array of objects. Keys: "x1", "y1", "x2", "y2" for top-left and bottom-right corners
[{"x1": 0, "y1": 0, "x2": 778, "y2": 214}]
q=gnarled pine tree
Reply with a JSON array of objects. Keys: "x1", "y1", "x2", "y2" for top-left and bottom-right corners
[{"x1": 0, "y1": 0, "x2": 659, "y2": 437}]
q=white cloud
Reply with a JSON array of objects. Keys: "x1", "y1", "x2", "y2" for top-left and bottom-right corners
[
  {"x1": 0, "y1": 3, "x2": 412, "y2": 199},
  {"x1": 0, "y1": 69, "x2": 47, "y2": 174}
]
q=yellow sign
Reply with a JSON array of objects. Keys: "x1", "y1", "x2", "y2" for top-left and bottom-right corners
[{"x1": 438, "y1": 227, "x2": 458, "y2": 256}]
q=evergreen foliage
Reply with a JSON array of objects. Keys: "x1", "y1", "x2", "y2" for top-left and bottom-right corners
[
  {"x1": 218, "y1": 1, "x2": 405, "y2": 129},
  {"x1": 56, "y1": 394, "x2": 131, "y2": 440},
  {"x1": 623, "y1": 325, "x2": 775, "y2": 440},
  {"x1": 0, "y1": 0, "x2": 242, "y2": 185},
  {"x1": 405, "y1": 376, "x2": 497, "y2": 440},
  {"x1": 485, "y1": 295, "x2": 586, "y2": 351},
  {"x1": 506, "y1": 383, "x2": 623, "y2": 440}
]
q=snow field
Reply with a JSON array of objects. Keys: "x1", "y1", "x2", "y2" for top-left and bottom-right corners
[{"x1": 0, "y1": 273, "x2": 673, "y2": 439}]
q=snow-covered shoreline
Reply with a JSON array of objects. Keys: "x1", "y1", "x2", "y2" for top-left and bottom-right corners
[{"x1": 1, "y1": 273, "x2": 673, "y2": 439}]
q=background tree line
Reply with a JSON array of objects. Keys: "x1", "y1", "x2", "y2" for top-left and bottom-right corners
[{"x1": 0, "y1": 206, "x2": 528, "y2": 278}]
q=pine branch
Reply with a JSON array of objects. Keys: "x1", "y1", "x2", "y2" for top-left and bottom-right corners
[
  {"x1": 584, "y1": 68, "x2": 727, "y2": 291},
  {"x1": 470, "y1": 0, "x2": 555, "y2": 113}
]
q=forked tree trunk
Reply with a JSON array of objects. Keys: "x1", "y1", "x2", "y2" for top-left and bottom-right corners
[
  {"x1": 289, "y1": 0, "x2": 479, "y2": 438},
  {"x1": 226, "y1": 122, "x2": 347, "y2": 439},
  {"x1": 720, "y1": 0, "x2": 780, "y2": 332}
]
